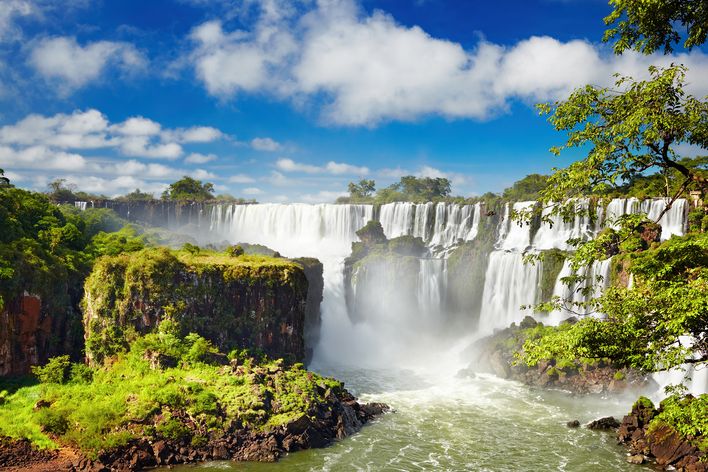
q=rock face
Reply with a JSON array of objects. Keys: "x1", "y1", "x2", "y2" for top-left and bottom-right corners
[
  {"x1": 466, "y1": 318, "x2": 656, "y2": 395},
  {"x1": 293, "y1": 258, "x2": 324, "y2": 363},
  {"x1": 0, "y1": 294, "x2": 81, "y2": 377},
  {"x1": 617, "y1": 397, "x2": 707, "y2": 471},
  {"x1": 83, "y1": 248, "x2": 322, "y2": 365}
]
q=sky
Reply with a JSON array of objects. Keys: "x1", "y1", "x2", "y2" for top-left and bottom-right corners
[{"x1": 0, "y1": 0, "x2": 707, "y2": 202}]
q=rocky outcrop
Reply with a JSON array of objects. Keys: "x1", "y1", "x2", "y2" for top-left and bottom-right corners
[
  {"x1": 83, "y1": 394, "x2": 387, "y2": 471},
  {"x1": 1, "y1": 393, "x2": 388, "y2": 472},
  {"x1": 0, "y1": 294, "x2": 81, "y2": 377},
  {"x1": 83, "y1": 248, "x2": 323, "y2": 365},
  {"x1": 465, "y1": 317, "x2": 656, "y2": 395},
  {"x1": 617, "y1": 397, "x2": 707, "y2": 471}
]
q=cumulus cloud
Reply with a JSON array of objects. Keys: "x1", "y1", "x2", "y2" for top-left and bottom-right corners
[
  {"x1": 0, "y1": 109, "x2": 230, "y2": 196},
  {"x1": 228, "y1": 173, "x2": 256, "y2": 183},
  {"x1": 300, "y1": 190, "x2": 348, "y2": 203},
  {"x1": 185, "y1": 152, "x2": 217, "y2": 164},
  {"x1": 251, "y1": 137, "x2": 281, "y2": 151},
  {"x1": 186, "y1": 0, "x2": 708, "y2": 126},
  {"x1": 0, "y1": 109, "x2": 225, "y2": 160},
  {"x1": 28, "y1": 36, "x2": 146, "y2": 92},
  {"x1": 276, "y1": 157, "x2": 368, "y2": 175},
  {"x1": 242, "y1": 187, "x2": 263, "y2": 195}
]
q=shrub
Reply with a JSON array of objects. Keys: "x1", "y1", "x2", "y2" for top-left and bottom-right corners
[
  {"x1": 32, "y1": 356, "x2": 71, "y2": 384},
  {"x1": 226, "y1": 245, "x2": 244, "y2": 257}
]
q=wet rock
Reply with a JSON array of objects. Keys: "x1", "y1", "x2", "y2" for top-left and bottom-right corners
[
  {"x1": 519, "y1": 316, "x2": 538, "y2": 329},
  {"x1": 648, "y1": 423, "x2": 699, "y2": 467},
  {"x1": 567, "y1": 420, "x2": 580, "y2": 428},
  {"x1": 627, "y1": 454, "x2": 645, "y2": 464},
  {"x1": 587, "y1": 416, "x2": 620, "y2": 430}
]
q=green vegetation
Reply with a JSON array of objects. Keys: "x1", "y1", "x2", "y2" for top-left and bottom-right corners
[
  {"x1": 0, "y1": 187, "x2": 128, "y2": 318},
  {"x1": 0, "y1": 168, "x2": 10, "y2": 188},
  {"x1": 338, "y1": 176, "x2": 452, "y2": 204},
  {"x1": 114, "y1": 188, "x2": 156, "y2": 202},
  {"x1": 518, "y1": 231, "x2": 708, "y2": 375},
  {"x1": 604, "y1": 0, "x2": 708, "y2": 54},
  {"x1": 83, "y1": 247, "x2": 307, "y2": 365},
  {"x1": 161, "y1": 176, "x2": 215, "y2": 202},
  {"x1": 501, "y1": 174, "x2": 549, "y2": 201},
  {"x1": 0, "y1": 329, "x2": 343, "y2": 457}
]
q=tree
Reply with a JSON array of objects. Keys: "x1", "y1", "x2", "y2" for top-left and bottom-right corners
[
  {"x1": 162, "y1": 176, "x2": 215, "y2": 202},
  {"x1": 47, "y1": 179, "x2": 79, "y2": 202},
  {"x1": 118, "y1": 189, "x2": 155, "y2": 202},
  {"x1": 502, "y1": 174, "x2": 549, "y2": 201},
  {"x1": 0, "y1": 168, "x2": 10, "y2": 188},
  {"x1": 398, "y1": 176, "x2": 452, "y2": 201},
  {"x1": 604, "y1": 0, "x2": 708, "y2": 54},
  {"x1": 536, "y1": 65, "x2": 707, "y2": 212},
  {"x1": 348, "y1": 179, "x2": 376, "y2": 200}
]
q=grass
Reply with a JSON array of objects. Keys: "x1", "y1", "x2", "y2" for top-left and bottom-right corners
[{"x1": 0, "y1": 330, "x2": 343, "y2": 458}]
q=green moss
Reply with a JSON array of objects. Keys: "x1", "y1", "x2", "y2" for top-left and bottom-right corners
[
  {"x1": 539, "y1": 249, "x2": 567, "y2": 303},
  {"x1": 613, "y1": 370, "x2": 626, "y2": 381},
  {"x1": 0, "y1": 331, "x2": 346, "y2": 457},
  {"x1": 83, "y1": 247, "x2": 309, "y2": 365}
]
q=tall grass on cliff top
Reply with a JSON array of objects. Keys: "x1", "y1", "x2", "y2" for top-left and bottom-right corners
[{"x1": 0, "y1": 326, "x2": 342, "y2": 458}]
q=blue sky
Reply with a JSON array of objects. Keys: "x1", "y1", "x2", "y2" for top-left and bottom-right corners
[{"x1": 0, "y1": 0, "x2": 706, "y2": 202}]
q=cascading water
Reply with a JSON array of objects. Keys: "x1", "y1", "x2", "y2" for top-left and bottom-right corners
[
  {"x1": 477, "y1": 251, "x2": 542, "y2": 335},
  {"x1": 418, "y1": 258, "x2": 447, "y2": 317},
  {"x1": 182, "y1": 198, "x2": 702, "y2": 472}
]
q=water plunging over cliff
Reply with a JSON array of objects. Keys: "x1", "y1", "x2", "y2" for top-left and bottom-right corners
[{"x1": 200, "y1": 199, "x2": 698, "y2": 381}]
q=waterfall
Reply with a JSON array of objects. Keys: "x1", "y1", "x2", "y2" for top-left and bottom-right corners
[
  {"x1": 197, "y1": 199, "x2": 699, "y2": 391},
  {"x1": 545, "y1": 258, "x2": 611, "y2": 325},
  {"x1": 604, "y1": 198, "x2": 687, "y2": 239},
  {"x1": 418, "y1": 258, "x2": 447, "y2": 317},
  {"x1": 477, "y1": 251, "x2": 542, "y2": 335},
  {"x1": 498, "y1": 201, "x2": 535, "y2": 251},
  {"x1": 75, "y1": 201, "x2": 88, "y2": 211},
  {"x1": 533, "y1": 199, "x2": 596, "y2": 250}
]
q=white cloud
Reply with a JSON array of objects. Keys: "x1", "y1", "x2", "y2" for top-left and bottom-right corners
[
  {"x1": 251, "y1": 137, "x2": 281, "y2": 151},
  {"x1": 325, "y1": 161, "x2": 368, "y2": 175},
  {"x1": 0, "y1": 0, "x2": 35, "y2": 41},
  {"x1": 300, "y1": 190, "x2": 348, "y2": 203},
  {"x1": 186, "y1": 0, "x2": 708, "y2": 126},
  {"x1": 276, "y1": 157, "x2": 320, "y2": 173},
  {"x1": 185, "y1": 152, "x2": 217, "y2": 164},
  {"x1": 267, "y1": 170, "x2": 291, "y2": 186},
  {"x1": 193, "y1": 168, "x2": 217, "y2": 179},
  {"x1": 28, "y1": 36, "x2": 146, "y2": 92},
  {"x1": 276, "y1": 157, "x2": 368, "y2": 174},
  {"x1": 177, "y1": 126, "x2": 223, "y2": 143},
  {"x1": 0, "y1": 109, "x2": 225, "y2": 160},
  {"x1": 112, "y1": 117, "x2": 161, "y2": 136},
  {"x1": 242, "y1": 187, "x2": 263, "y2": 195},
  {"x1": 228, "y1": 173, "x2": 255, "y2": 183}
]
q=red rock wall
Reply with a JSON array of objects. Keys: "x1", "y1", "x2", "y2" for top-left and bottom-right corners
[{"x1": 0, "y1": 294, "x2": 51, "y2": 376}]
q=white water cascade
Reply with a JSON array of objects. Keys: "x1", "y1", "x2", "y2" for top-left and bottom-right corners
[
  {"x1": 199, "y1": 198, "x2": 701, "y2": 392},
  {"x1": 418, "y1": 258, "x2": 447, "y2": 317}
]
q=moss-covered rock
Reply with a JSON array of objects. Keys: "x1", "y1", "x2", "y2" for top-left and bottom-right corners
[
  {"x1": 83, "y1": 248, "x2": 317, "y2": 365},
  {"x1": 0, "y1": 331, "x2": 388, "y2": 470}
]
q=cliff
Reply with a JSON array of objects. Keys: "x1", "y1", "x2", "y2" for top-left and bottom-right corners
[{"x1": 83, "y1": 248, "x2": 321, "y2": 365}]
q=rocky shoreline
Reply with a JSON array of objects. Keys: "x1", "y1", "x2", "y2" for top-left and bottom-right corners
[
  {"x1": 464, "y1": 317, "x2": 656, "y2": 395},
  {"x1": 1, "y1": 392, "x2": 388, "y2": 471},
  {"x1": 616, "y1": 398, "x2": 707, "y2": 471}
]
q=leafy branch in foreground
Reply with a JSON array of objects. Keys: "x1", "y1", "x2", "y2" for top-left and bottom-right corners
[
  {"x1": 537, "y1": 65, "x2": 707, "y2": 207},
  {"x1": 604, "y1": 0, "x2": 708, "y2": 55}
]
